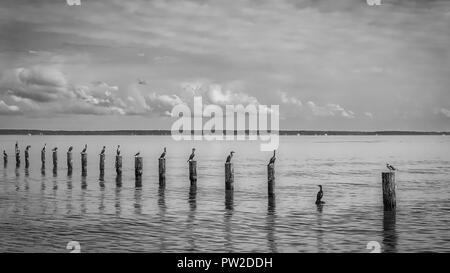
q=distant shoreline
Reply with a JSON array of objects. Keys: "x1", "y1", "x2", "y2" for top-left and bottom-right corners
[{"x1": 0, "y1": 129, "x2": 448, "y2": 136}]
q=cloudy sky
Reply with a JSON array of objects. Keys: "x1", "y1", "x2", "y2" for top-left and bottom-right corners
[{"x1": 0, "y1": 0, "x2": 449, "y2": 130}]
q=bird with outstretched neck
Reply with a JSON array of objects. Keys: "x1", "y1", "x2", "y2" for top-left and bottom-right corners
[
  {"x1": 187, "y1": 148, "x2": 196, "y2": 162},
  {"x1": 81, "y1": 144, "x2": 87, "y2": 154},
  {"x1": 42, "y1": 143, "x2": 46, "y2": 152},
  {"x1": 52, "y1": 147, "x2": 57, "y2": 152},
  {"x1": 160, "y1": 147, "x2": 166, "y2": 159},
  {"x1": 386, "y1": 163, "x2": 397, "y2": 172},
  {"x1": 226, "y1": 151, "x2": 235, "y2": 163},
  {"x1": 268, "y1": 150, "x2": 276, "y2": 166},
  {"x1": 134, "y1": 151, "x2": 140, "y2": 157},
  {"x1": 100, "y1": 146, "x2": 106, "y2": 155},
  {"x1": 68, "y1": 146, "x2": 73, "y2": 152},
  {"x1": 315, "y1": 185, "x2": 325, "y2": 205}
]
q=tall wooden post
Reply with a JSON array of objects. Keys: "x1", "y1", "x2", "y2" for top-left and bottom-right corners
[
  {"x1": 225, "y1": 162, "x2": 234, "y2": 191},
  {"x1": 189, "y1": 161, "x2": 197, "y2": 186},
  {"x1": 41, "y1": 149, "x2": 45, "y2": 170},
  {"x1": 67, "y1": 152, "x2": 73, "y2": 175},
  {"x1": 115, "y1": 155, "x2": 122, "y2": 176},
  {"x1": 382, "y1": 172, "x2": 396, "y2": 211},
  {"x1": 135, "y1": 156, "x2": 143, "y2": 187},
  {"x1": 81, "y1": 153, "x2": 87, "y2": 176},
  {"x1": 15, "y1": 150, "x2": 20, "y2": 168},
  {"x1": 99, "y1": 154, "x2": 105, "y2": 175},
  {"x1": 268, "y1": 163, "x2": 275, "y2": 198},
  {"x1": 25, "y1": 150, "x2": 29, "y2": 169},
  {"x1": 159, "y1": 158, "x2": 166, "y2": 187},
  {"x1": 52, "y1": 150, "x2": 57, "y2": 170},
  {"x1": 3, "y1": 153, "x2": 7, "y2": 167}
]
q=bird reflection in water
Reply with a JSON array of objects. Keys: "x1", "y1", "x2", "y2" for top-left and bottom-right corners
[
  {"x1": 266, "y1": 195, "x2": 277, "y2": 253},
  {"x1": 187, "y1": 185, "x2": 197, "y2": 251},
  {"x1": 382, "y1": 210, "x2": 397, "y2": 253},
  {"x1": 224, "y1": 190, "x2": 234, "y2": 252}
]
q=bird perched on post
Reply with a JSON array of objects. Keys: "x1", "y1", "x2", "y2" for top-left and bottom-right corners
[
  {"x1": 160, "y1": 147, "x2": 166, "y2": 159},
  {"x1": 15, "y1": 141, "x2": 19, "y2": 152},
  {"x1": 68, "y1": 146, "x2": 73, "y2": 152},
  {"x1": 100, "y1": 146, "x2": 106, "y2": 155},
  {"x1": 116, "y1": 145, "x2": 121, "y2": 156},
  {"x1": 226, "y1": 151, "x2": 235, "y2": 163},
  {"x1": 81, "y1": 144, "x2": 87, "y2": 154},
  {"x1": 386, "y1": 163, "x2": 397, "y2": 172},
  {"x1": 187, "y1": 148, "x2": 196, "y2": 162},
  {"x1": 42, "y1": 144, "x2": 46, "y2": 152},
  {"x1": 3, "y1": 150, "x2": 7, "y2": 158},
  {"x1": 315, "y1": 185, "x2": 325, "y2": 205},
  {"x1": 25, "y1": 145, "x2": 31, "y2": 151},
  {"x1": 52, "y1": 147, "x2": 57, "y2": 152},
  {"x1": 134, "y1": 151, "x2": 140, "y2": 157},
  {"x1": 268, "y1": 150, "x2": 276, "y2": 165}
]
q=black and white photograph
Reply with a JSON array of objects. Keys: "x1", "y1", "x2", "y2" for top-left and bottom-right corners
[{"x1": 0, "y1": 0, "x2": 449, "y2": 261}]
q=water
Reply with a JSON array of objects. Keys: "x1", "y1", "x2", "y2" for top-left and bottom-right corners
[{"x1": 0, "y1": 135, "x2": 449, "y2": 253}]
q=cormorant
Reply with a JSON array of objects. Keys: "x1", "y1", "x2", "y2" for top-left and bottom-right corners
[
  {"x1": 116, "y1": 145, "x2": 120, "y2": 156},
  {"x1": 268, "y1": 150, "x2": 276, "y2": 165},
  {"x1": 315, "y1": 185, "x2": 325, "y2": 205},
  {"x1": 68, "y1": 146, "x2": 73, "y2": 152},
  {"x1": 25, "y1": 145, "x2": 31, "y2": 151},
  {"x1": 42, "y1": 144, "x2": 46, "y2": 152},
  {"x1": 226, "y1": 151, "x2": 235, "y2": 163},
  {"x1": 187, "y1": 148, "x2": 196, "y2": 162},
  {"x1": 15, "y1": 141, "x2": 18, "y2": 152},
  {"x1": 52, "y1": 147, "x2": 57, "y2": 152},
  {"x1": 3, "y1": 150, "x2": 7, "y2": 157},
  {"x1": 81, "y1": 144, "x2": 87, "y2": 154},
  {"x1": 386, "y1": 163, "x2": 397, "y2": 171},
  {"x1": 100, "y1": 146, "x2": 106, "y2": 155},
  {"x1": 160, "y1": 147, "x2": 166, "y2": 159},
  {"x1": 135, "y1": 151, "x2": 140, "y2": 157}
]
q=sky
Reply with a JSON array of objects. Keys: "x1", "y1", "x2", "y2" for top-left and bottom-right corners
[{"x1": 0, "y1": 0, "x2": 449, "y2": 131}]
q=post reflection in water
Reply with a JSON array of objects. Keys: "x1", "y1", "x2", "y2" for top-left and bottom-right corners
[
  {"x1": 14, "y1": 167, "x2": 20, "y2": 191},
  {"x1": 115, "y1": 186, "x2": 122, "y2": 216},
  {"x1": 81, "y1": 175, "x2": 87, "y2": 190},
  {"x1": 66, "y1": 173, "x2": 73, "y2": 214},
  {"x1": 316, "y1": 204, "x2": 325, "y2": 252},
  {"x1": 187, "y1": 185, "x2": 197, "y2": 251},
  {"x1": 382, "y1": 210, "x2": 397, "y2": 253},
  {"x1": 24, "y1": 168, "x2": 29, "y2": 191},
  {"x1": 158, "y1": 186, "x2": 167, "y2": 251},
  {"x1": 134, "y1": 187, "x2": 142, "y2": 215},
  {"x1": 224, "y1": 190, "x2": 234, "y2": 252},
  {"x1": 41, "y1": 164, "x2": 45, "y2": 176},
  {"x1": 115, "y1": 175, "x2": 122, "y2": 187},
  {"x1": 81, "y1": 176, "x2": 87, "y2": 214},
  {"x1": 266, "y1": 195, "x2": 277, "y2": 253},
  {"x1": 99, "y1": 172, "x2": 105, "y2": 188}
]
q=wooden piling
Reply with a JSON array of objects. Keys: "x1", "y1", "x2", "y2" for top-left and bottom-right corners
[
  {"x1": 41, "y1": 150, "x2": 45, "y2": 166},
  {"x1": 135, "y1": 156, "x2": 143, "y2": 187},
  {"x1": 67, "y1": 152, "x2": 73, "y2": 172},
  {"x1": 382, "y1": 172, "x2": 396, "y2": 211},
  {"x1": 52, "y1": 150, "x2": 57, "y2": 170},
  {"x1": 3, "y1": 154, "x2": 7, "y2": 167},
  {"x1": 159, "y1": 158, "x2": 166, "y2": 187},
  {"x1": 225, "y1": 162, "x2": 234, "y2": 191},
  {"x1": 15, "y1": 151, "x2": 20, "y2": 168},
  {"x1": 81, "y1": 153, "x2": 87, "y2": 176},
  {"x1": 268, "y1": 163, "x2": 275, "y2": 197},
  {"x1": 99, "y1": 154, "x2": 105, "y2": 173},
  {"x1": 189, "y1": 160, "x2": 197, "y2": 186},
  {"x1": 115, "y1": 155, "x2": 122, "y2": 175},
  {"x1": 25, "y1": 150, "x2": 29, "y2": 169}
]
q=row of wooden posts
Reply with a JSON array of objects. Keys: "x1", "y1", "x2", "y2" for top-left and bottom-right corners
[{"x1": 4, "y1": 148, "x2": 397, "y2": 211}]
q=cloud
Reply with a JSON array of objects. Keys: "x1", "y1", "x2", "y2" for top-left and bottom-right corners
[
  {"x1": 364, "y1": 112, "x2": 374, "y2": 119},
  {"x1": 0, "y1": 100, "x2": 20, "y2": 115},
  {"x1": 307, "y1": 101, "x2": 355, "y2": 119},
  {"x1": 435, "y1": 108, "x2": 450, "y2": 118},
  {"x1": 279, "y1": 91, "x2": 302, "y2": 107}
]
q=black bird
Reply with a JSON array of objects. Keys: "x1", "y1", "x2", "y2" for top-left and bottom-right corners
[
  {"x1": 135, "y1": 151, "x2": 140, "y2": 157},
  {"x1": 81, "y1": 144, "x2": 87, "y2": 154},
  {"x1": 3, "y1": 150, "x2": 7, "y2": 157},
  {"x1": 226, "y1": 151, "x2": 235, "y2": 163},
  {"x1": 25, "y1": 145, "x2": 31, "y2": 151},
  {"x1": 52, "y1": 147, "x2": 57, "y2": 152},
  {"x1": 187, "y1": 148, "x2": 196, "y2": 162},
  {"x1": 315, "y1": 185, "x2": 325, "y2": 205},
  {"x1": 42, "y1": 143, "x2": 46, "y2": 152},
  {"x1": 100, "y1": 146, "x2": 106, "y2": 155},
  {"x1": 15, "y1": 141, "x2": 18, "y2": 152},
  {"x1": 159, "y1": 147, "x2": 166, "y2": 159},
  {"x1": 116, "y1": 145, "x2": 121, "y2": 156},
  {"x1": 268, "y1": 150, "x2": 276, "y2": 165},
  {"x1": 68, "y1": 146, "x2": 73, "y2": 152},
  {"x1": 386, "y1": 163, "x2": 397, "y2": 171}
]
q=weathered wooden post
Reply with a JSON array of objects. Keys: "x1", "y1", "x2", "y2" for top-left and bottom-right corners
[
  {"x1": 268, "y1": 163, "x2": 275, "y2": 197},
  {"x1": 225, "y1": 189, "x2": 234, "y2": 210},
  {"x1": 159, "y1": 158, "x2": 166, "y2": 187},
  {"x1": 3, "y1": 152, "x2": 7, "y2": 167},
  {"x1": 225, "y1": 162, "x2": 234, "y2": 191},
  {"x1": 41, "y1": 149, "x2": 45, "y2": 170},
  {"x1": 81, "y1": 153, "x2": 87, "y2": 176},
  {"x1": 115, "y1": 174, "x2": 122, "y2": 187},
  {"x1": 15, "y1": 150, "x2": 21, "y2": 168},
  {"x1": 52, "y1": 150, "x2": 57, "y2": 170},
  {"x1": 135, "y1": 156, "x2": 143, "y2": 187},
  {"x1": 67, "y1": 151, "x2": 73, "y2": 176},
  {"x1": 99, "y1": 154, "x2": 105, "y2": 175},
  {"x1": 189, "y1": 160, "x2": 197, "y2": 186},
  {"x1": 115, "y1": 155, "x2": 122, "y2": 176},
  {"x1": 25, "y1": 149, "x2": 29, "y2": 169},
  {"x1": 382, "y1": 172, "x2": 396, "y2": 211}
]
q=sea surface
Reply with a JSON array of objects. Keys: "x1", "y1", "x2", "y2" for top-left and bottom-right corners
[{"x1": 0, "y1": 135, "x2": 449, "y2": 253}]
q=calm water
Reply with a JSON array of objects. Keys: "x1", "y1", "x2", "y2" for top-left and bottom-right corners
[{"x1": 0, "y1": 135, "x2": 449, "y2": 253}]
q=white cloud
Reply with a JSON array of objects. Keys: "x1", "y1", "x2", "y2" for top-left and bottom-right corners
[
  {"x1": 364, "y1": 112, "x2": 374, "y2": 119},
  {"x1": 0, "y1": 100, "x2": 20, "y2": 115},
  {"x1": 435, "y1": 108, "x2": 450, "y2": 118},
  {"x1": 307, "y1": 101, "x2": 355, "y2": 119}
]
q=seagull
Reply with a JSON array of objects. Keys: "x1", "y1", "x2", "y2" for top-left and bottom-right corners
[
  {"x1": 134, "y1": 151, "x2": 140, "y2": 157},
  {"x1": 81, "y1": 144, "x2": 87, "y2": 154},
  {"x1": 187, "y1": 148, "x2": 196, "y2": 162},
  {"x1": 386, "y1": 163, "x2": 397, "y2": 171},
  {"x1": 116, "y1": 145, "x2": 121, "y2": 156},
  {"x1": 268, "y1": 150, "x2": 276, "y2": 165},
  {"x1": 159, "y1": 147, "x2": 166, "y2": 159},
  {"x1": 315, "y1": 185, "x2": 325, "y2": 205},
  {"x1": 226, "y1": 151, "x2": 235, "y2": 163},
  {"x1": 100, "y1": 146, "x2": 106, "y2": 155},
  {"x1": 68, "y1": 146, "x2": 73, "y2": 152}
]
